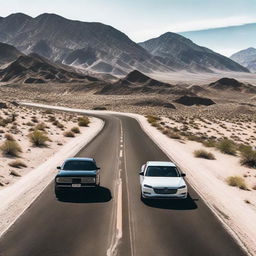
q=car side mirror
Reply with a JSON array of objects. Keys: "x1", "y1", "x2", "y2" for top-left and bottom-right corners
[
  {"x1": 57, "y1": 166, "x2": 61, "y2": 170},
  {"x1": 97, "y1": 167, "x2": 101, "y2": 170},
  {"x1": 181, "y1": 173, "x2": 186, "y2": 177},
  {"x1": 139, "y1": 171, "x2": 144, "y2": 175}
]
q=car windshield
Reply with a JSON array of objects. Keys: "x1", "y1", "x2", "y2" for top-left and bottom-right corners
[
  {"x1": 63, "y1": 160, "x2": 97, "y2": 171},
  {"x1": 146, "y1": 166, "x2": 179, "y2": 177}
]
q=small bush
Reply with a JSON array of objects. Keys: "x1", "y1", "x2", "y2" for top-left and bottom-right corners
[
  {"x1": 217, "y1": 139, "x2": 236, "y2": 155},
  {"x1": 9, "y1": 160, "x2": 27, "y2": 168},
  {"x1": 194, "y1": 149, "x2": 215, "y2": 160},
  {"x1": 28, "y1": 130, "x2": 50, "y2": 146},
  {"x1": 78, "y1": 116, "x2": 90, "y2": 127},
  {"x1": 35, "y1": 122, "x2": 47, "y2": 131},
  {"x1": 146, "y1": 115, "x2": 161, "y2": 124},
  {"x1": 10, "y1": 169, "x2": 21, "y2": 177},
  {"x1": 186, "y1": 134, "x2": 204, "y2": 143},
  {"x1": 0, "y1": 140, "x2": 22, "y2": 156},
  {"x1": 239, "y1": 146, "x2": 256, "y2": 168},
  {"x1": 71, "y1": 126, "x2": 80, "y2": 133},
  {"x1": 5, "y1": 133, "x2": 15, "y2": 141},
  {"x1": 167, "y1": 131, "x2": 181, "y2": 139},
  {"x1": 226, "y1": 176, "x2": 248, "y2": 190},
  {"x1": 63, "y1": 130, "x2": 75, "y2": 137},
  {"x1": 56, "y1": 122, "x2": 64, "y2": 129},
  {"x1": 202, "y1": 139, "x2": 216, "y2": 148}
]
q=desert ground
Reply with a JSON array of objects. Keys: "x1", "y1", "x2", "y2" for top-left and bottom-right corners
[
  {"x1": 0, "y1": 69, "x2": 256, "y2": 254},
  {"x1": 0, "y1": 102, "x2": 92, "y2": 188}
]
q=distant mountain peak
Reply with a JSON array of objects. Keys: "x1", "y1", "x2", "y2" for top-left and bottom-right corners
[
  {"x1": 230, "y1": 47, "x2": 256, "y2": 72},
  {"x1": 5, "y1": 12, "x2": 32, "y2": 20},
  {"x1": 124, "y1": 70, "x2": 150, "y2": 83}
]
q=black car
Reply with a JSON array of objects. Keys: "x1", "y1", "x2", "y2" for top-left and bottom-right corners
[{"x1": 55, "y1": 157, "x2": 101, "y2": 197}]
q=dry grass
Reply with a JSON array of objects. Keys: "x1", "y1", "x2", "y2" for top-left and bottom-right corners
[
  {"x1": 28, "y1": 130, "x2": 50, "y2": 146},
  {"x1": 239, "y1": 146, "x2": 256, "y2": 168},
  {"x1": 71, "y1": 126, "x2": 80, "y2": 133},
  {"x1": 4, "y1": 133, "x2": 15, "y2": 141},
  {"x1": 0, "y1": 140, "x2": 22, "y2": 156},
  {"x1": 226, "y1": 176, "x2": 248, "y2": 190},
  {"x1": 78, "y1": 116, "x2": 90, "y2": 127},
  {"x1": 9, "y1": 160, "x2": 27, "y2": 168},
  {"x1": 194, "y1": 149, "x2": 216, "y2": 160},
  {"x1": 63, "y1": 130, "x2": 75, "y2": 137},
  {"x1": 217, "y1": 139, "x2": 236, "y2": 155}
]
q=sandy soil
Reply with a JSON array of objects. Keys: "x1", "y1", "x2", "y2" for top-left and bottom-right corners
[
  {"x1": 19, "y1": 102, "x2": 256, "y2": 256},
  {"x1": 0, "y1": 104, "x2": 94, "y2": 188},
  {"x1": 151, "y1": 70, "x2": 256, "y2": 86}
]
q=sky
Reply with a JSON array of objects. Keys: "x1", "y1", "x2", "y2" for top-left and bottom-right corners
[{"x1": 1, "y1": 0, "x2": 256, "y2": 43}]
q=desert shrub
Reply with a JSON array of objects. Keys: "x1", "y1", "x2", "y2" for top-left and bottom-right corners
[
  {"x1": 10, "y1": 169, "x2": 21, "y2": 177},
  {"x1": 194, "y1": 149, "x2": 215, "y2": 160},
  {"x1": 9, "y1": 160, "x2": 27, "y2": 168},
  {"x1": 25, "y1": 121, "x2": 34, "y2": 126},
  {"x1": 239, "y1": 146, "x2": 256, "y2": 168},
  {"x1": 44, "y1": 109, "x2": 53, "y2": 114},
  {"x1": 226, "y1": 176, "x2": 248, "y2": 190},
  {"x1": 202, "y1": 139, "x2": 216, "y2": 148},
  {"x1": 35, "y1": 122, "x2": 47, "y2": 131},
  {"x1": 71, "y1": 126, "x2": 80, "y2": 133},
  {"x1": 186, "y1": 134, "x2": 204, "y2": 143},
  {"x1": 217, "y1": 139, "x2": 236, "y2": 155},
  {"x1": 56, "y1": 122, "x2": 64, "y2": 129},
  {"x1": 146, "y1": 115, "x2": 161, "y2": 124},
  {"x1": 31, "y1": 116, "x2": 38, "y2": 123},
  {"x1": 0, "y1": 140, "x2": 22, "y2": 156},
  {"x1": 28, "y1": 130, "x2": 50, "y2": 146},
  {"x1": 78, "y1": 116, "x2": 90, "y2": 127},
  {"x1": 48, "y1": 115, "x2": 56, "y2": 122},
  {"x1": 63, "y1": 130, "x2": 75, "y2": 137},
  {"x1": 5, "y1": 133, "x2": 15, "y2": 141},
  {"x1": 167, "y1": 131, "x2": 181, "y2": 139}
]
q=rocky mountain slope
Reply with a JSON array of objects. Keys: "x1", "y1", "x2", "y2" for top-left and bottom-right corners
[
  {"x1": 0, "y1": 13, "x2": 169, "y2": 76},
  {"x1": 0, "y1": 52, "x2": 98, "y2": 83},
  {"x1": 139, "y1": 32, "x2": 249, "y2": 73},
  {"x1": 0, "y1": 13, "x2": 249, "y2": 75},
  {"x1": 0, "y1": 42, "x2": 23, "y2": 65},
  {"x1": 230, "y1": 48, "x2": 256, "y2": 72},
  {"x1": 208, "y1": 78, "x2": 256, "y2": 93}
]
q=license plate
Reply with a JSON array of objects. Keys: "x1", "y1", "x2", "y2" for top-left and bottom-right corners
[{"x1": 72, "y1": 184, "x2": 81, "y2": 188}]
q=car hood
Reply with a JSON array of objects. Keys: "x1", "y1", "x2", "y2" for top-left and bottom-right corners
[
  {"x1": 143, "y1": 177, "x2": 185, "y2": 188},
  {"x1": 57, "y1": 170, "x2": 97, "y2": 177}
]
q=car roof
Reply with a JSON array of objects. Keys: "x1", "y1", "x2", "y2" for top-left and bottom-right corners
[
  {"x1": 64, "y1": 157, "x2": 95, "y2": 162},
  {"x1": 146, "y1": 161, "x2": 176, "y2": 167}
]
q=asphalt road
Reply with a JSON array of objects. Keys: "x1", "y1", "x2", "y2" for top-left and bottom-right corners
[{"x1": 0, "y1": 114, "x2": 247, "y2": 256}]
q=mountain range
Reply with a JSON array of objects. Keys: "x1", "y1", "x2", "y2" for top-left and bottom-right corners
[
  {"x1": 230, "y1": 48, "x2": 256, "y2": 73},
  {"x1": 0, "y1": 13, "x2": 249, "y2": 76},
  {"x1": 139, "y1": 32, "x2": 248, "y2": 72},
  {"x1": 0, "y1": 43, "x2": 97, "y2": 83}
]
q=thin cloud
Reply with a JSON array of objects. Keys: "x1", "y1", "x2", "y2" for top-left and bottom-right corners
[{"x1": 133, "y1": 16, "x2": 256, "y2": 42}]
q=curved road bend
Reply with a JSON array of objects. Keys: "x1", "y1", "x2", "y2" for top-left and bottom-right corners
[{"x1": 0, "y1": 114, "x2": 247, "y2": 256}]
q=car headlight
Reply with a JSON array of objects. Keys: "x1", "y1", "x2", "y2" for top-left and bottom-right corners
[
  {"x1": 144, "y1": 184, "x2": 152, "y2": 188},
  {"x1": 56, "y1": 177, "x2": 61, "y2": 183},
  {"x1": 178, "y1": 185, "x2": 186, "y2": 189}
]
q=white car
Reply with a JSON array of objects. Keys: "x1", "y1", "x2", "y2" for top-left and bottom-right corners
[{"x1": 140, "y1": 161, "x2": 187, "y2": 200}]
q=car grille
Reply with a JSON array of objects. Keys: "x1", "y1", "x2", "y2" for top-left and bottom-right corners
[
  {"x1": 57, "y1": 177, "x2": 95, "y2": 184},
  {"x1": 153, "y1": 188, "x2": 177, "y2": 194}
]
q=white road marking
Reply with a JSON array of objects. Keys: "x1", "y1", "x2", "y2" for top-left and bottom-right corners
[
  {"x1": 123, "y1": 134, "x2": 135, "y2": 256},
  {"x1": 107, "y1": 122, "x2": 124, "y2": 256}
]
